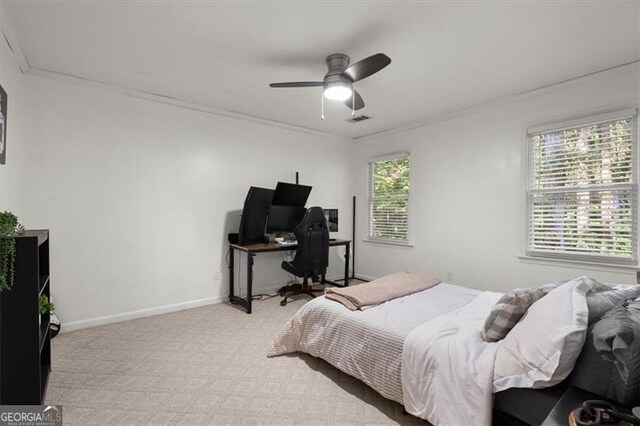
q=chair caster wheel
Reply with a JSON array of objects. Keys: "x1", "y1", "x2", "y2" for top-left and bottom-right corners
[
  {"x1": 278, "y1": 289, "x2": 286, "y2": 297},
  {"x1": 280, "y1": 299, "x2": 287, "y2": 307}
]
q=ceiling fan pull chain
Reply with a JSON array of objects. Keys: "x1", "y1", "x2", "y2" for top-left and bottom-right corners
[
  {"x1": 321, "y1": 92, "x2": 325, "y2": 120},
  {"x1": 352, "y1": 93, "x2": 355, "y2": 117}
]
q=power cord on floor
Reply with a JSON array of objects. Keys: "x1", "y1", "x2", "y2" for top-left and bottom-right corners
[
  {"x1": 236, "y1": 249, "x2": 321, "y2": 302},
  {"x1": 251, "y1": 293, "x2": 279, "y2": 301}
]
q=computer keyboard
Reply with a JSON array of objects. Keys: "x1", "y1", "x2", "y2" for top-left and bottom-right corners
[{"x1": 276, "y1": 240, "x2": 297, "y2": 246}]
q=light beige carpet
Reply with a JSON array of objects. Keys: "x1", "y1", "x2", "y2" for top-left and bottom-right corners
[{"x1": 46, "y1": 293, "x2": 429, "y2": 425}]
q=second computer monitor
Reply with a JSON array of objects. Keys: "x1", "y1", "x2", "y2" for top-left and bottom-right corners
[
  {"x1": 266, "y1": 205, "x2": 307, "y2": 233},
  {"x1": 271, "y1": 182, "x2": 312, "y2": 207},
  {"x1": 323, "y1": 209, "x2": 338, "y2": 232}
]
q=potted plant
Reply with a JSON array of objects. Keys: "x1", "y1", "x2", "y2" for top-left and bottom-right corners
[
  {"x1": 39, "y1": 295, "x2": 55, "y2": 325},
  {"x1": 0, "y1": 211, "x2": 23, "y2": 292}
]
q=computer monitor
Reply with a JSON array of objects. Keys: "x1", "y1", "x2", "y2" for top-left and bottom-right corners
[
  {"x1": 271, "y1": 182, "x2": 312, "y2": 207},
  {"x1": 238, "y1": 186, "x2": 274, "y2": 244},
  {"x1": 324, "y1": 209, "x2": 338, "y2": 232},
  {"x1": 266, "y1": 205, "x2": 306, "y2": 234}
]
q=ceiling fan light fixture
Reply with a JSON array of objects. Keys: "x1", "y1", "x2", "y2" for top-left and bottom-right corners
[
  {"x1": 270, "y1": 53, "x2": 391, "y2": 113},
  {"x1": 323, "y1": 81, "x2": 352, "y2": 101}
]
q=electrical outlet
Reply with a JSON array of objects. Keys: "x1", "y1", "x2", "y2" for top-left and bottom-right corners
[
  {"x1": 446, "y1": 270, "x2": 453, "y2": 282},
  {"x1": 214, "y1": 270, "x2": 222, "y2": 281}
]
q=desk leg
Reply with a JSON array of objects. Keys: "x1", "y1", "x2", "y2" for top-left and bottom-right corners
[
  {"x1": 228, "y1": 247, "x2": 235, "y2": 301},
  {"x1": 322, "y1": 243, "x2": 350, "y2": 288},
  {"x1": 344, "y1": 242, "x2": 350, "y2": 286},
  {"x1": 247, "y1": 253, "x2": 254, "y2": 314},
  {"x1": 228, "y1": 249, "x2": 252, "y2": 314}
]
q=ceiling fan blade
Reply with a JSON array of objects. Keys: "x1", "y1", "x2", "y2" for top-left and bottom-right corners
[
  {"x1": 269, "y1": 81, "x2": 324, "y2": 88},
  {"x1": 343, "y1": 53, "x2": 391, "y2": 82},
  {"x1": 344, "y1": 90, "x2": 365, "y2": 110}
]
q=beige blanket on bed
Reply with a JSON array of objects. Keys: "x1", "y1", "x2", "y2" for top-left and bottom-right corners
[{"x1": 325, "y1": 272, "x2": 441, "y2": 310}]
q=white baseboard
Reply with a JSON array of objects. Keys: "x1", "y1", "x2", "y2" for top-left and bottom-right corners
[
  {"x1": 60, "y1": 278, "x2": 360, "y2": 333},
  {"x1": 61, "y1": 295, "x2": 225, "y2": 333}
]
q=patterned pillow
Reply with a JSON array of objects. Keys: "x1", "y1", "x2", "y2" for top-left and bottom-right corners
[{"x1": 482, "y1": 283, "x2": 558, "y2": 342}]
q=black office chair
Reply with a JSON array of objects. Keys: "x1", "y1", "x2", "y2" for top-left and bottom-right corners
[{"x1": 278, "y1": 206, "x2": 329, "y2": 306}]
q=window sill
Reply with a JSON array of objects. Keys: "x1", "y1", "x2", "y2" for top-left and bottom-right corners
[
  {"x1": 363, "y1": 239, "x2": 414, "y2": 248},
  {"x1": 517, "y1": 255, "x2": 639, "y2": 273}
]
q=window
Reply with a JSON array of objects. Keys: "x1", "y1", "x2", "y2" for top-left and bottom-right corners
[
  {"x1": 527, "y1": 109, "x2": 638, "y2": 264},
  {"x1": 368, "y1": 153, "x2": 411, "y2": 244}
]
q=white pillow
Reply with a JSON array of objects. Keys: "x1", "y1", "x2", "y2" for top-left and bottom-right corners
[{"x1": 493, "y1": 276, "x2": 596, "y2": 392}]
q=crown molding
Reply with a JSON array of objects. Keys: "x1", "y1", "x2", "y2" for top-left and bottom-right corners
[
  {"x1": 17, "y1": 46, "x2": 640, "y2": 144},
  {"x1": 355, "y1": 60, "x2": 640, "y2": 142},
  {"x1": 1, "y1": 10, "x2": 29, "y2": 73},
  {"x1": 26, "y1": 67, "x2": 354, "y2": 143}
]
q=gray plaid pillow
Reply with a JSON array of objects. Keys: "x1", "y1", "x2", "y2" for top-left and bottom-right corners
[{"x1": 482, "y1": 283, "x2": 558, "y2": 342}]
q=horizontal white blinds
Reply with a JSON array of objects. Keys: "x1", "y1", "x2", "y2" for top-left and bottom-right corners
[
  {"x1": 368, "y1": 155, "x2": 410, "y2": 242},
  {"x1": 527, "y1": 112, "x2": 637, "y2": 263}
]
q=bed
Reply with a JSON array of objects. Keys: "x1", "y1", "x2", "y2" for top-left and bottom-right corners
[
  {"x1": 268, "y1": 275, "x2": 640, "y2": 425},
  {"x1": 269, "y1": 282, "x2": 481, "y2": 404}
]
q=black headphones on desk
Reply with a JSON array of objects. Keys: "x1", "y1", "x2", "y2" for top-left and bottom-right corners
[{"x1": 572, "y1": 401, "x2": 640, "y2": 426}]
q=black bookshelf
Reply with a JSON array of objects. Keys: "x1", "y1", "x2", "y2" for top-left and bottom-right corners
[{"x1": 0, "y1": 229, "x2": 51, "y2": 404}]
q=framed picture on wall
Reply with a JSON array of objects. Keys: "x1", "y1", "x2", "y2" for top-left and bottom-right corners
[{"x1": 0, "y1": 84, "x2": 6, "y2": 165}]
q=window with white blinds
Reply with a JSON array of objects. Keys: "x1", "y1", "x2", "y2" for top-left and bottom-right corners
[
  {"x1": 368, "y1": 153, "x2": 411, "y2": 244},
  {"x1": 527, "y1": 109, "x2": 638, "y2": 264}
]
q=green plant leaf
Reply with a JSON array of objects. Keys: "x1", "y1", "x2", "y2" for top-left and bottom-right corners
[{"x1": 0, "y1": 211, "x2": 24, "y2": 292}]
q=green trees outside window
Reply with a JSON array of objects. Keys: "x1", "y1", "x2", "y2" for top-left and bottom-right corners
[
  {"x1": 369, "y1": 155, "x2": 410, "y2": 242},
  {"x1": 528, "y1": 114, "x2": 636, "y2": 262}
]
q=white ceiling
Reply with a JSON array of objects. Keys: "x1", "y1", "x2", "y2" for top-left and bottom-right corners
[{"x1": 4, "y1": 1, "x2": 640, "y2": 139}]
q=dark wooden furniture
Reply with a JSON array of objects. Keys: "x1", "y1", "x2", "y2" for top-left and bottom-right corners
[
  {"x1": 0, "y1": 229, "x2": 51, "y2": 404},
  {"x1": 493, "y1": 385, "x2": 636, "y2": 426},
  {"x1": 493, "y1": 384, "x2": 567, "y2": 425},
  {"x1": 541, "y1": 386, "x2": 634, "y2": 426},
  {"x1": 228, "y1": 238, "x2": 351, "y2": 314}
]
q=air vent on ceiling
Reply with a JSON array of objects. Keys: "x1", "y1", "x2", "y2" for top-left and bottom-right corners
[{"x1": 347, "y1": 115, "x2": 371, "y2": 123}]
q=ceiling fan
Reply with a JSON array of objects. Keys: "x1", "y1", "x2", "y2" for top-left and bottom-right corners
[{"x1": 269, "y1": 53, "x2": 391, "y2": 118}]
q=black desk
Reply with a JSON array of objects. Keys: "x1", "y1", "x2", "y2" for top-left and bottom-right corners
[{"x1": 228, "y1": 239, "x2": 351, "y2": 314}]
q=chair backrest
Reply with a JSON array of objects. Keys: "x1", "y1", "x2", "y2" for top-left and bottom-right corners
[{"x1": 291, "y1": 206, "x2": 329, "y2": 280}]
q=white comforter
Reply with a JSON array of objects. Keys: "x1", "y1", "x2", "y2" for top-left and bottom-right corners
[
  {"x1": 402, "y1": 291, "x2": 503, "y2": 426},
  {"x1": 268, "y1": 283, "x2": 480, "y2": 404},
  {"x1": 270, "y1": 284, "x2": 505, "y2": 425}
]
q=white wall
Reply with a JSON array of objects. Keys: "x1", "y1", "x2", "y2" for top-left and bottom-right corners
[
  {"x1": 22, "y1": 74, "x2": 353, "y2": 329},
  {"x1": 0, "y1": 27, "x2": 25, "y2": 216},
  {"x1": 353, "y1": 64, "x2": 640, "y2": 291},
  {"x1": 15, "y1": 33, "x2": 639, "y2": 328}
]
